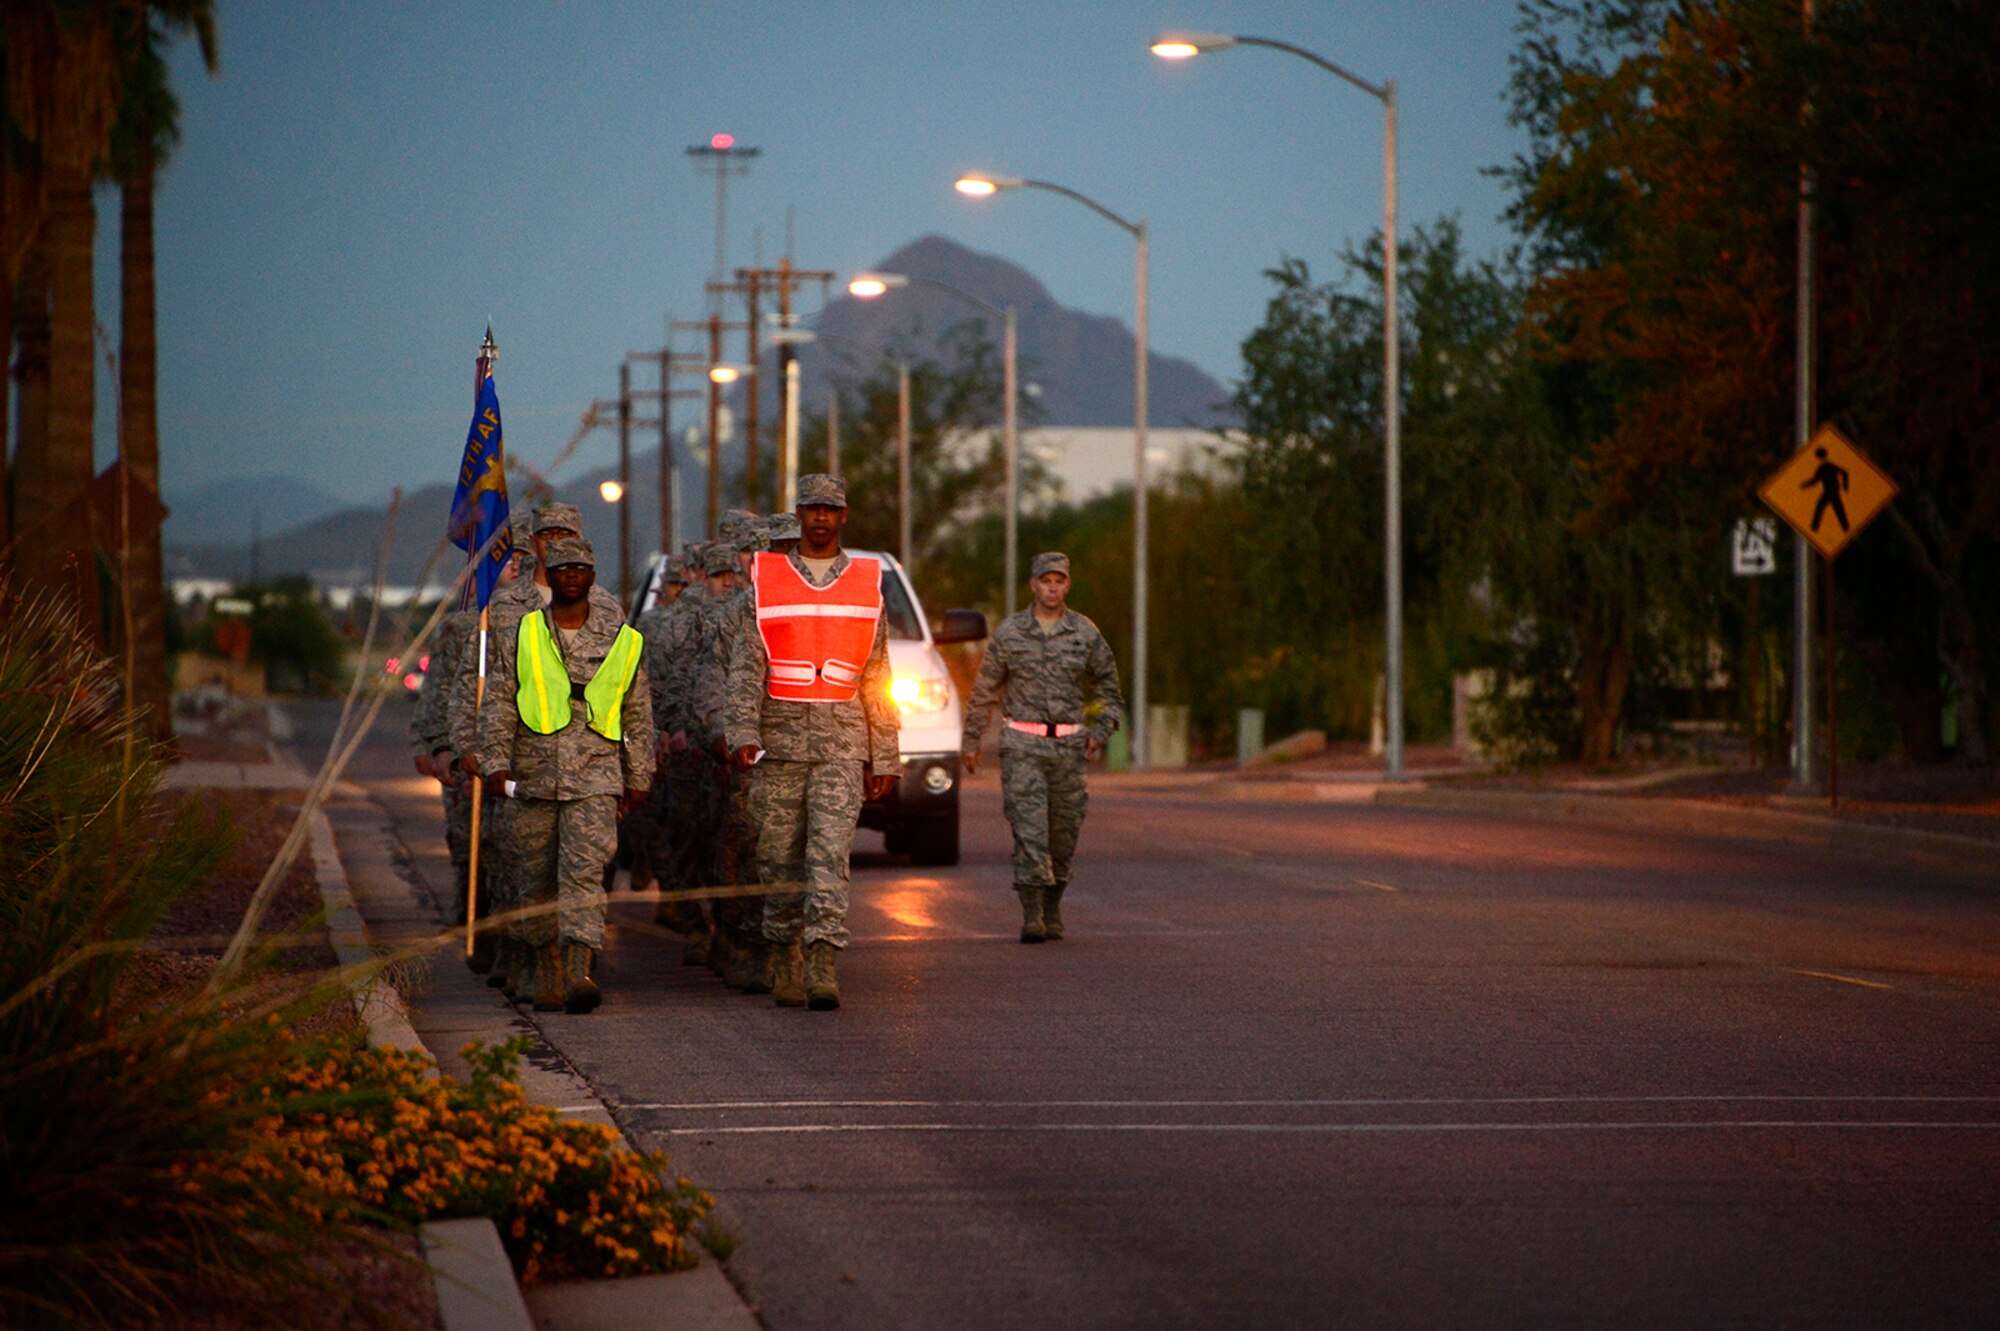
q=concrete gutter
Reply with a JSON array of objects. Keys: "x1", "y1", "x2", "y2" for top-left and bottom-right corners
[
  {"x1": 1374, "y1": 782, "x2": 1996, "y2": 865},
  {"x1": 1091, "y1": 762, "x2": 1992, "y2": 866}
]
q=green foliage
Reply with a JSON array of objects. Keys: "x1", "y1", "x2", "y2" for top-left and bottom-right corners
[
  {"x1": 796, "y1": 323, "x2": 1046, "y2": 582},
  {"x1": 239, "y1": 576, "x2": 346, "y2": 694},
  {"x1": 0, "y1": 594, "x2": 336, "y2": 1326}
]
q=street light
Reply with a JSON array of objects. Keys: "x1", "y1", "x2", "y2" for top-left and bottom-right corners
[
  {"x1": 957, "y1": 170, "x2": 1151, "y2": 769},
  {"x1": 769, "y1": 327, "x2": 913, "y2": 570},
  {"x1": 848, "y1": 271, "x2": 1021, "y2": 614},
  {"x1": 708, "y1": 363, "x2": 745, "y2": 385},
  {"x1": 599, "y1": 479, "x2": 624, "y2": 504},
  {"x1": 1153, "y1": 29, "x2": 1406, "y2": 780}
]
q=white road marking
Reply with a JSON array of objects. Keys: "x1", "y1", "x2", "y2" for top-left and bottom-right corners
[
  {"x1": 1786, "y1": 968, "x2": 1893, "y2": 990},
  {"x1": 612, "y1": 1094, "x2": 2000, "y2": 1112},
  {"x1": 653, "y1": 1120, "x2": 2000, "y2": 1137}
]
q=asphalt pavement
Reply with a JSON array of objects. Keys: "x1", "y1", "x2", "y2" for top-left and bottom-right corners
[{"x1": 298, "y1": 698, "x2": 2000, "y2": 1330}]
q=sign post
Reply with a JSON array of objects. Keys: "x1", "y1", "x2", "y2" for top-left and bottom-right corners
[{"x1": 1757, "y1": 424, "x2": 1897, "y2": 808}]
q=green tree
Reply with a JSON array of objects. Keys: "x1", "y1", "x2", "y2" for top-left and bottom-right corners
[
  {"x1": 795, "y1": 322, "x2": 1043, "y2": 594},
  {"x1": 1502, "y1": 0, "x2": 2000, "y2": 762}
]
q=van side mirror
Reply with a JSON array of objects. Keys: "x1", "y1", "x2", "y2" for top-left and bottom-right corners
[{"x1": 933, "y1": 609, "x2": 988, "y2": 645}]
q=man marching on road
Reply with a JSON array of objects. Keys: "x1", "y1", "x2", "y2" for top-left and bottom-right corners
[
  {"x1": 961, "y1": 552, "x2": 1125, "y2": 943},
  {"x1": 725, "y1": 475, "x2": 900, "y2": 1010},
  {"x1": 474, "y1": 537, "x2": 652, "y2": 1014}
]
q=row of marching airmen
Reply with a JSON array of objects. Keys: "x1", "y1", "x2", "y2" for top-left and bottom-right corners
[{"x1": 411, "y1": 471, "x2": 1125, "y2": 1015}]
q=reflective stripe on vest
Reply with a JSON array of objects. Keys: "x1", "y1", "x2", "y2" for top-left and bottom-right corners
[
  {"x1": 751, "y1": 552, "x2": 882, "y2": 703},
  {"x1": 516, "y1": 610, "x2": 644, "y2": 740}
]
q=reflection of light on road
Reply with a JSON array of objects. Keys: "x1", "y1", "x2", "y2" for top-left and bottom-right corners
[{"x1": 878, "y1": 877, "x2": 942, "y2": 929}]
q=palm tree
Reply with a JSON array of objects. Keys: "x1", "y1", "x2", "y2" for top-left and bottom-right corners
[
  {"x1": 107, "y1": 2, "x2": 216, "y2": 739},
  {"x1": 5, "y1": 1, "x2": 121, "y2": 639}
]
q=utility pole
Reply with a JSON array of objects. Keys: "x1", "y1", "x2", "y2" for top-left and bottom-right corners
[
  {"x1": 733, "y1": 261, "x2": 832, "y2": 511},
  {"x1": 673, "y1": 308, "x2": 749, "y2": 537},
  {"x1": 617, "y1": 361, "x2": 632, "y2": 603}
]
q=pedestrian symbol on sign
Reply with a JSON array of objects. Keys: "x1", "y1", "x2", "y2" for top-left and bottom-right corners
[
  {"x1": 1757, "y1": 424, "x2": 1896, "y2": 560},
  {"x1": 1803, "y1": 448, "x2": 1850, "y2": 534},
  {"x1": 1732, "y1": 517, "x2": 1777, "y2": 577}
]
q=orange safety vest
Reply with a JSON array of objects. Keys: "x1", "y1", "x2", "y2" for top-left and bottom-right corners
[{"x1": 751, "y1": 552, "x2": 883, "y2": 703}]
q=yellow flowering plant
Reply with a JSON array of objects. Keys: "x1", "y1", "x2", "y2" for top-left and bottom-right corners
[{"x1": 192, "y1": 1035, "x2": 714, "y2": 1286}]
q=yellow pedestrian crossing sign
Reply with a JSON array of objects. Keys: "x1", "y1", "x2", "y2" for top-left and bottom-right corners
[{"x1": 1758, "y1": 424, "x2": 1897, "y2": 559}]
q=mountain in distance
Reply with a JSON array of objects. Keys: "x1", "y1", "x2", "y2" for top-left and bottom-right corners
[
  {"x1": 168, "y1": 235, "x2": 1239, "y2": 586},
  {"x1": 797, "y1": 234, "x2": 1235, "y2": 430},
  {"x1": 164, "y1": 473, "x2": 348, "y2": 549}
]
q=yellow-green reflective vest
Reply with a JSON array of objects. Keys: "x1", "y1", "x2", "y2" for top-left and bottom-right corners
[{"x1": 515, "y1": 611, "x2": 644, "y2": 741}]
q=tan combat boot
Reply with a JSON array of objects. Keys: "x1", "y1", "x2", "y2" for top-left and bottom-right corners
[
  {"x1": 532, "y1": 942, "x2": 565, "y2": 1011},
  {"x1": 501, "y1": 938, "x2": 531, "y2": 1000},
  {"x1": 1017, "y1": 886, "x2": 1047, "y2": 943},
  {"x1": 772, "y1": 941, "x2": 807, "y2": 1008},
  {"x1": 467, "y1": 928, "x2": 497, "y2": 975},
  {"x1": 805, "y1": 941, "x2": 841, "y2": 1010},
  {"x1": 680, "y1": 925, "x2": 711, "y2": 968},
  {"x1": 486, "y1": 937, "x2": 515, "y2": 989},
  {"x1": 741, "y1": 941, "x2": 774, "y2": 995},
  {"x1": 1042, "y1": 884, "x2": 1067, "y2": 941},
  {"x1": 562, "y1": 941, "x2": 601, "y2": 1014}
]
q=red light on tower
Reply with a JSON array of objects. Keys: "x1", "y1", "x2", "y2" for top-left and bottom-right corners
[{"x1": 710, "y1": 133, "x2": 735, "y2": 150}]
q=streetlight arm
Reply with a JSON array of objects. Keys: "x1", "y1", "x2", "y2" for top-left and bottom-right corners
[
  {"x1": 901, "y1": 274, "x2": 1008, "y2": 323},
  {"x1": 1230, "y1": 34, "x2": 1388, "y2": 102},
  {"x1": 1021, "y1": 179, "x2": 1143, "y2": 237}
]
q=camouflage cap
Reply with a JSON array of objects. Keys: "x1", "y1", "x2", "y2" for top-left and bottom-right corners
[
  {"x1": 717, "y1": 508, "x2": 761, "y2": 544},
  {"x1": 1031, "y1": 551, "x2": 1071, "y2": 579},
  {"x1": 765, "y1": 512, "x2": 802, "y2": 542},
  {"x1": 541, "y1": 536, "x2": 595, "y2": 569},
  {"x1": 796, "y1": 473, "x2": 846, "y2": 509},
  {"x1": 680, "y1": 540, "x2": 709, "y2": 566},
  {"x1": 663, "y1": 553, "x2": 689, "y2": 584},
  {"x1": 701, "y1": 544, "x2": 739, "y2": 576},
  {"x1": 737, "y1": 520, "x2": 772, "y2": 555},
  {"x1": 532, "y1": 502, "x2": 584, "y2": 536},
  {"x1": 508, "y1": 513, "x2": 534, "y2": 548}
]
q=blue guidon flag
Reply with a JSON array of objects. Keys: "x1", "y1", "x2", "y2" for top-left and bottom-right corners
[{"x1": 446, "y1": 356, "x2": 511, "y2": 610}]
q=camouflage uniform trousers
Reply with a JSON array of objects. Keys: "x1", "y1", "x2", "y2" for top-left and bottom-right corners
[
  {"x1": 509, "y1": 793, "x2": 618, "y2": 949},
  {"x1": 650, "y1": 752, "x2": 715, "y2": 935},
  {"x1": 710, "y1": 763, "x2": 762, "y2": 949},
  {"x1": 1000, "y1": 745, "x2": 1090, "y2": 889},
  {"x1": 755, "y1": 758, "x2": 864, "y2": 950},
  {"x1": 440, "y1": 780, "x2": 472, "y2": 923}
]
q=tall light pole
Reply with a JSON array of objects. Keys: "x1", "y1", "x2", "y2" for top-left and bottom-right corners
[
  {"x1": 957, "y1": 172, "x2": 1150, "y2": 768},
  {"x1": 770, "y1": 326, "x2": 913, "y2": 570},
  {"x1": 849, "y1": 271, "x2": 1020, "y2": 612},
  {"x1": 684, "y1": 133, "x2": 758, "y2": 303},
  {"x1": 1153, "y1": 30, "x2": 1405, "y2": 779}
]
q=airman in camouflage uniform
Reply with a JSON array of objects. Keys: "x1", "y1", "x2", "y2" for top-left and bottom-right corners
[
  {"x1": 617, "y1": 550, "x2": 689, "y2": 898},
  {"x1": 694, "y1": 518, "x2": 776, "y2": 992},
  {"x1": 726, "y1": 476, "x2": 901, "y2": 1009},
  {"x1": 411, "y1": 538, "x2": 523, "y2": 963},
  {"x1": 961, "y1": 551, "x2": 1125, "y2": 943},
  {"x1": 642, "y1": 539, "x2": 731, "y2": 957},
  {"x1": 475, "y1": 537, "x2": 652, "y2": 1014},
  {"x1": 452, "y1": 503, "x2": 621, "y2": 999}
]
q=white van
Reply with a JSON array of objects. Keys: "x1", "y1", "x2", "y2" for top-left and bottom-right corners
[{"x1": 630, "y1": 548, "x2": 987, "y2": 865}]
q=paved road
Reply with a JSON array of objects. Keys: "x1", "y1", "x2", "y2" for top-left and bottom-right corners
[{"x1": 303, "y1": 700, "x2": 2000, "y2": 1329}]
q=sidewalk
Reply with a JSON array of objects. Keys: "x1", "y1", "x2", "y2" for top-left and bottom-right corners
[{"x1": 172, "y1": 751, "x2": 758, "y2": 1331}]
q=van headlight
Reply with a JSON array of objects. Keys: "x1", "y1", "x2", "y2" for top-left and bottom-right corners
[{"x1": 890, "y1": 673, "x2": 951, "y2": 713}]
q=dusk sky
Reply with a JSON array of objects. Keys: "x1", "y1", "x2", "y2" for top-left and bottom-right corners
[{"x1": 119, "y1": 1, "x2": 1529, "y2": 524}]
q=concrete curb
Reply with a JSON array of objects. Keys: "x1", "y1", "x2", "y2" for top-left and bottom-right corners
[
  {"x1": 308, "y1": 809, "x2": 425, "y2": 1051},
  {"x1": 299, "y1": 758, "x2": 760, "y2": 1330},
  {"x1": 1374, "y1": 783, "x2": 1996, "y2": 864}
]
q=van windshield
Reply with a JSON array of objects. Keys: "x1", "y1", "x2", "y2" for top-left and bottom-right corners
[{"x1": 879, "y1": 568, "x2": 924, "y2": 641}]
